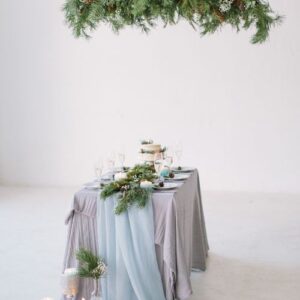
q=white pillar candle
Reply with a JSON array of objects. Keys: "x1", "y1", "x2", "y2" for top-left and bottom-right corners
[
  {"x1": 114, "y1": 172, "x2": 127, "y2": 181},
  {"x1": 61, "y1": 268, "x2": 79, "y2": 297},
  {"x1": 140, "y1": 180, "x2": 153, "y2": 189},
  {"x1": 64, "y1": 268, "x2": 78, "y2": 275}
]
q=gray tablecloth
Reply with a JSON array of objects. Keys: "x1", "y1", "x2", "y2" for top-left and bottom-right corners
[{"x1": 62, "y1": 170, "x2": 209, "y2": 300}]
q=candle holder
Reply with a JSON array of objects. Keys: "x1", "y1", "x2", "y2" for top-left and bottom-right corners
[
  {"x1": 61, "y1": 268, "x2": 79, "y2": 300},
  {"x1": 90, "y1": 278, "x2": 102, "y2": 300}
]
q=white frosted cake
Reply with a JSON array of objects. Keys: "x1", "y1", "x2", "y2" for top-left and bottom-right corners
[{"x1": 140, "y1": 141, "x2": 164, "y2": 163}]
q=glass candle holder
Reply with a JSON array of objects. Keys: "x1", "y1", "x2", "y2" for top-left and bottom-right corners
[
  {"x1": 91, "y1": 278, "x2": 102, "y2": 300},
  {"x1": 61, "y1": 268, "x2": 79, "y2": 299}
]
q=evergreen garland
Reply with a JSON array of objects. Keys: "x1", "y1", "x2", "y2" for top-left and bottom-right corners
[
  {"x1": 101, "y1": 164, "x2": 156, "y2": 214},
  {"x1": 63, "y1": 0, "x2": 282, "y2": 43}
]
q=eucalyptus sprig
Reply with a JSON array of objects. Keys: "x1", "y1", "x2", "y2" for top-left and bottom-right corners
[
  {"x1": 101, "y1": 164, "x2": 156, "y2": 214},
  {"x1": 63, "y1": 0, "x2": 282, "y2": 43},
  {"x1": 140, "y1": 147, "x2": 167, "y2": 154},
  {"x1": 141, "y1": 139, "x2": 153, "y2": 145}
]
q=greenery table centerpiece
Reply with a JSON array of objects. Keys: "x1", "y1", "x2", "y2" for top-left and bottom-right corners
[{"x1": 101, "y1": 164, "x2": 157, "y2": 214}]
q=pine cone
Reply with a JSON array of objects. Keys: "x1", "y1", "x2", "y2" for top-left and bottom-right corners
[
  {"x1": 234, "y1": 0, "x2": 245, "y2": 11},
  {"x1": 214, "y1": 9, "x2": 225, "y2": 22},
  {"x1": 108, "y1": 4, "x2": 117, "y2": 13}
]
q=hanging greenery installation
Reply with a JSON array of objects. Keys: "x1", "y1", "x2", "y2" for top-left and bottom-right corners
[{"x1": 63, "y1": 0, "x2": 282, "y2": 43}]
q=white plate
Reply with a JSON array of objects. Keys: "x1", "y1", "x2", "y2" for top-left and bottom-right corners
[
  {"x1": 172, "y1": 167, "x2": 194, "y2": 173},
  {"x1": 154, "y1": 182, "x2": 179, "y2": 190},
  {"x1": 84, "y1": 182, "x2": 102, "y2": 190},
  {"x1": 165, "y1": 174, "x2": 190, "y2": 181}
]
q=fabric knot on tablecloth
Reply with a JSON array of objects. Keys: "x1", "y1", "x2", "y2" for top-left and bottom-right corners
[{"x1": 65, "y1": 208, "x2": 96, "y2": 225}]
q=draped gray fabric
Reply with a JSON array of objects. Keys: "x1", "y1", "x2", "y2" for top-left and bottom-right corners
[{"x1": 62, "y1": 170, "x2": 209, "y2": 300}]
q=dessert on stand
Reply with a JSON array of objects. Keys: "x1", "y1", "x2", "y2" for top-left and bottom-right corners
[{"x1": 139, "y1": 140, "x2": 166, "y2": 164}]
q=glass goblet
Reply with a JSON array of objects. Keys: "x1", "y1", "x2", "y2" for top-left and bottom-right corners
[
  {"x1": 174, "y1": 142, "x2": 183, "y2": 167},
  {"x1": 94, "y1": 160, "x2": 103, "y2": 182},
  {"x1": 165, "y1": 156, "x2": 173, "y2": 168},
  {"x1": 154, "y1": 153, "x2": 163, "y2": 178},
  {"x1": 117, "y1": 152, "x2": 125, "y2": 170}
]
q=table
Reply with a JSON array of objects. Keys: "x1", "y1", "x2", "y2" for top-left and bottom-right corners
[{"x1": 62, "y1": 169, "x2": 209, "y2": 300}]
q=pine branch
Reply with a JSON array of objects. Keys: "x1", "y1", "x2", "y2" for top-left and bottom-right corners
[
  {"x1": 100, "y1": 164, "x2": 156, "y2": 214},
  {"x1": 76, "y1": 248, "x2": 106, "y2": 279}
]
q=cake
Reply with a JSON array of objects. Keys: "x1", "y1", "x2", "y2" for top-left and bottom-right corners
[{"x1": 140, "y1": 140, "x2": 165, "y2": 163}]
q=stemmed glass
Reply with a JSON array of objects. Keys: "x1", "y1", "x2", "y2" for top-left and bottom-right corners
[
  {"x1": 94, "y1": 159, "x2": 103, "y2": 182},
  {"x1": 165, "y1": 156, "x2": 173, "y2": 168},
  {"x1": 174, "y1": 141, "x2": 183, "y2": 167},
  {"x1": 154, "y1": 160, "x2": 162, "y2": 175},
  {"x1": 117, "y1": 152, "x2": 126, "y2": 170},
  {"x1": 154, "y1": 153, "x2": 163, "y2": 178},
  {"x1": 106, "y1": 152, "x2": 116, "y2": 179}
]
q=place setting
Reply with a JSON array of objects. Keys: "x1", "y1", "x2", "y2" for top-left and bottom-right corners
[
  {"x1": 83, "y1": 140, "x2": 192, "y2": 193},
  {"x1": 83, "y1": 152, "x2": 128, "y2": 190}
]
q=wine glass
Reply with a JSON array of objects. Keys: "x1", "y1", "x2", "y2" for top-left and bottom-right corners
[
  {"x1": 94, "y1": 159, "x2": 103, "y2": 182},
  {"x1": 174, "y1": 142, "x2": 183, "y2": 167},
  {"x1": 117, "y1": 152, "x2": 125, "y2": 170},
  {"x1": 154, "y1": 160, "x2": 162, "y2": 175},
  {"x1": 165, "y1": 156, "x2": 173, "y2": 168},
  {"x1": 106, "y1": 152, "x2": 116, "y2": 178},
  {"x1": 154, "y1": 153, "x2": 163, "y2": 176}
]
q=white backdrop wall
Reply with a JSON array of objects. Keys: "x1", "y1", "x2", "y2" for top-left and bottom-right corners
[{"x1": 0, "y1": 1, "x2": 299, "y2": 193}]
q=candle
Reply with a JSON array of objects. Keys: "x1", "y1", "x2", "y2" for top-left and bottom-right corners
[
  {"x1": 61, "y1": 268, "x2": 79, "y2": 297},
  {"x1": 140, "y1": 180, "x2": 153, "y2": 189},
  {"x1": 64, "y1": 268, "x2": 78, "y2": 275},
  {"x1": 114, "y1": 172, "x2": 127, "y2": 181}
]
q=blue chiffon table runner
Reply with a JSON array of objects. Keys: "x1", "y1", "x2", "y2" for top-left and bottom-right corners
[{"x1": 98, "y1": 194, "x2": 166, "y2": 300}]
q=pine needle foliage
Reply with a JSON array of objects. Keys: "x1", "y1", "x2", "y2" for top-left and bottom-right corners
[
  {"x1": 63, "y1": 0, "x2": 282, "y2": 43},
  {"x1": 76, "y1": 248, "x2": 106, "y2": 279},
  {"x1": 101, "y1": 164, "x2": 156, "y2": 214}
]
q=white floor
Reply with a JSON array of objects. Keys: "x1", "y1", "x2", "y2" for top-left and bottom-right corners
[{"x1": 0, "y1": 187, "x2": 300, "y2": 300}]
